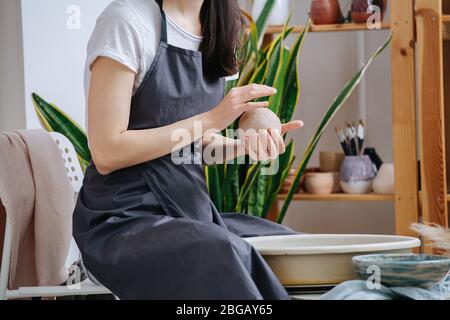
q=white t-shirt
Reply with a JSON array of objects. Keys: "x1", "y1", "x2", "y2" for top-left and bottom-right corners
[{"x1": 84, "y1": 0, "x2": 203, "y2": 99}]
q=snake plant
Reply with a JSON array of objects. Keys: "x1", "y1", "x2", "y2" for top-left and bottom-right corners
[
  {"x1": 32, "y1": 93, "x2": 91, "y2": 172},
  {"x1": 33, "y1": 0, "x2": 391, "y2": 223},
  {"x1": 205, "y1": 0, "x2": 391, "y2": 222}
]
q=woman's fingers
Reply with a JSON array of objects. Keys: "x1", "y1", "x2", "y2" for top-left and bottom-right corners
[
  {"x1": 264, "y1": 130, "x2": 279, "y2": 160},
  {"x1": 258, "y1": 131, "x2": 271, "y2": 162},
  {"x1": 237, "y1": 84, "x2": 277, "y2": 104},
  {"x1": 281, "y1": 121, "x2": 304, "y2": 135},
  {"x1": 247, "y1": 133, "x2": 260, "y2": 161},
  {"x1": 269, "y1": 128, "x2": 285, "y2": 155},
  {"x1": 241, "y1": 101, "x2": 269, "y2": 112}
]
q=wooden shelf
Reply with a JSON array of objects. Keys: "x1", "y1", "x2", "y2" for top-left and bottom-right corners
[
  {"x1": 278, "y1": 193, "x2": 395, "y2": 202},
  {"x1": 443, "y1": 15, "x2": 450, "y2": 22},
  {"x1": 263, "y1": 22, "x2": 391, "y2": 34}
]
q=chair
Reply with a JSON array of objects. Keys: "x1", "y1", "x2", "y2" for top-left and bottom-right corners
[{"x1": 0, "y1": 132, "x2": 112, "y2": 300}]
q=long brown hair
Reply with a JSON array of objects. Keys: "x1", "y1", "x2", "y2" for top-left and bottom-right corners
[{"x1": 199, "y1": 0, "x2": 243, "y2": 77}]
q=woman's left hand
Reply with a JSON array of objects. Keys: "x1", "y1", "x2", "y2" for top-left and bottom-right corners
[{"x1": 244, "y1": 120, "x2": 304, "y2": 162}]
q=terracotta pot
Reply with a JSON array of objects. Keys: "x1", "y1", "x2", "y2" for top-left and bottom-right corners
[
  {"x1": 310, "y1": 0, "x2": 344, "y2": 25},
  {"x1": 351, "y1": 0, "x2": 387, "y2": 23}
]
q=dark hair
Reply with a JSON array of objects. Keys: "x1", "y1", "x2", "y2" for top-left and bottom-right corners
[{"x1": 199, "y1": 0, "x2": 243, "y2": 77}]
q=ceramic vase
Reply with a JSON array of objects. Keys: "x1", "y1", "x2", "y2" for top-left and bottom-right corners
[
  {"x1": 252, "y1": 0, "x2": 291, "y2": 26},
  {"x1": 372, "y1": 164, "x2": 394, "y2": 194},
  {"x1": 340, "y1": 155, "x2": 376, "y2": 194},
  {"x1": 310, "y1": 0, "x2": 344, "y2": 25},
  {"x1": 351, "y1": 0, "x2": 387, "y2": 23}
]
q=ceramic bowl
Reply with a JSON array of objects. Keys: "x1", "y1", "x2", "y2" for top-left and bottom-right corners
[
  {"x1": 320, "y1": 152, "x2": 345, "y2": 173},
  {"x1": 305, "y1": 172, "x2": 335, "y2": 195},
  {"x1": 245, "y1": 235, "x2": 421, "y2": 286},
  {"x1": 353, "y1": 254, "x2": 450, "y2": 288}
]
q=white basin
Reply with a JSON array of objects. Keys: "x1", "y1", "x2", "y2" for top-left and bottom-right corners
[{"x1": 244, "y1": 234, "x2": 421, "y2": 286}]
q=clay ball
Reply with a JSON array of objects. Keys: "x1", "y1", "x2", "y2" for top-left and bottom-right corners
[{"x1": 239, "y1": 109, "x2": 282, "y2": 138}]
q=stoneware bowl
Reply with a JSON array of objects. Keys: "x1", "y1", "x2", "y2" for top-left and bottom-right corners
[
  {"x1": 353, "y1": 254, "x2": 450, "y2": 288},
  {"x1": 305, "y1": 172, "x2": 335, "y2": 195},
  {"x1": 244, "y1": 235, "x2": 420, "y2": 286}
]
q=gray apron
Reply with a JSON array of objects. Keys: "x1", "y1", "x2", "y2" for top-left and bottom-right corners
[{"x1": 73, "y1": 0, "x2": 292, "y2": 300}]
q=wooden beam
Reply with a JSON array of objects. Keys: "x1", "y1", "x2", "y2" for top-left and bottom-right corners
[
  {"x1": 391, "y1": 0, "x2": 421, "y2": 236},
  {"x1": 443, "y1": 0, "x2": 450, "y2": 226},
  {"x1": 416, "y1": 0, "x2": 449, "y2": 229}
]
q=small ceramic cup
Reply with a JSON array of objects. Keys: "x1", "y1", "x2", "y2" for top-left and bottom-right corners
[
  {"x1": 340, "y1": 155, "x2": 376, "y2": 194},
  {"x1": 320, "y1": 152, "x2": 345, "y2": 173},
  {"x1": 305, "y1": 172, "x2": 336, "y2": 195}
]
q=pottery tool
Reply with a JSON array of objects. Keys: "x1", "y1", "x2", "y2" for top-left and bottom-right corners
[
  {"x1": 335, "y1": 128, "x2": 349, "y2": 155},
  {"x1": 346, "y1": 124, "x2": 358, "y2": 156},
  {"x1": 357, "y1": 120, "x2": 365, "y2": 155}
]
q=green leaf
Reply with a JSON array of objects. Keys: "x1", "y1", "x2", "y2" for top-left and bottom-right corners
[
  {"x1": 277, "y1": 34, "x2": 393, "y2": 224},
  {"x1": 255, "y1": 0, "x2": 277, "y2": 46},
  {"x1": 235, "y1": 162, "x2": 264, "y2": 212},
  {"x1": 222, "y1": 162, "x2": 240, "y2": 212},
  {"x1": 280, "y1": 19, "x2": 311, "y2": 123},
  {"x1": 32, "y1": 93, "x2": 91, "y2": 170},
  {"x1": 263, "y1": 140, "x2": 295, "y2": 218}
]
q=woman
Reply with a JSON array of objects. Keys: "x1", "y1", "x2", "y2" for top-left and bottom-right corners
[{"x1": 74, "y1": 0, "x2": 303, "y2": 300}]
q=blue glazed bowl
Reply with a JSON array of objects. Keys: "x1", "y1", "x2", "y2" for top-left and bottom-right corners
[{"x1": 352, "y1": 254, "x2": 450, "y2": 288}]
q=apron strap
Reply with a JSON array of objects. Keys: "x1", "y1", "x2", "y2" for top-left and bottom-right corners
[{"x1": 155, "y1": 0, "x2": 168, "y2": 43}]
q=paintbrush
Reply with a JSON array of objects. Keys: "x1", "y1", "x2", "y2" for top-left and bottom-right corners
[
  {"x1": 336, "y1": 128, "x2": 349, "y2": 155},
  {"x1": 357, "y1": 120, "x2": 365, "y2": 155},
  {"x1": 346, "y1": 124, "x2": 357, "y2": 156}
]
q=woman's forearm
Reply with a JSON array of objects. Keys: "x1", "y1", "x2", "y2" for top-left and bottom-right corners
[{"x1": 92, "y1": 112, "x2": 216, "y2": 175}]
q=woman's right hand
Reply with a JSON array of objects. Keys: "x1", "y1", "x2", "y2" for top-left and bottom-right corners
[{"x1": 206, "y1": 84, "x2": 277, "y2": 132}]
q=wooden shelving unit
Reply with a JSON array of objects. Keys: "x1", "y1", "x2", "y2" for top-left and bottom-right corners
[
  {"x1": 268, "y1": 0, "x2": 450, "y2": 236},
  {"x1": 278, "y1": 193, "x2": 394, "y2": 202},
  {"x1": 264, "y1": 22, "x2": 390, "y2": 34}
]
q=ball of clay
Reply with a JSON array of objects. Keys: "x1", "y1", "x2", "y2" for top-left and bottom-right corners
[{"x1": 239, "y1": 109, "x2": 282, "y2": 137}]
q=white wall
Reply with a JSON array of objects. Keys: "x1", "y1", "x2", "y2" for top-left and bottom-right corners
[
  {"x1": 20, "y1": 0, "x2": 112, "y2": 129},
  {"x1": 0, "y1": 0, "x2": 26, "y2": 131}
]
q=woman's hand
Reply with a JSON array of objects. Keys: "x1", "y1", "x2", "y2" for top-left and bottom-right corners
[
  {"x1": 244, "y1": 121, "x2": 304, "y2": 162},
  {"x1": 206, "y1": 84, "x2": 277, "y2": 132}
]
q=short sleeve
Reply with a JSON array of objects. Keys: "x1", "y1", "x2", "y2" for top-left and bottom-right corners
[{"x1": 86, "y1": 1, "x2": 144, "y2": 73}]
